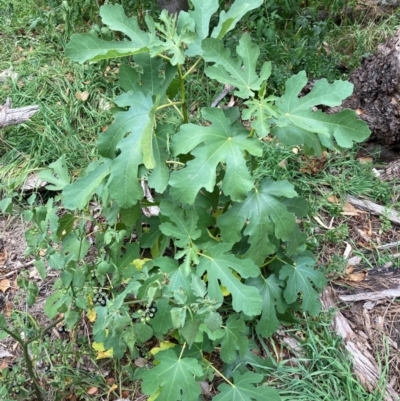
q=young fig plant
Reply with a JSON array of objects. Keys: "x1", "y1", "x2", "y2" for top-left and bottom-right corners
[{"x1": 8, "y1": 1, "x2": 370, "y2": 400}]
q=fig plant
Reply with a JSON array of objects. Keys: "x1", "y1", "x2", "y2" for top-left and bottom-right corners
[{"x1": 0, "y1": 0, "x2": 370, "y2": 399}]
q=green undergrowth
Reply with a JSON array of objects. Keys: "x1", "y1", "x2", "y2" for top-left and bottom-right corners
[
  {"x1": 270, "y1": 313, "x2": 389, "y2": 401},
  {"x1": 0, "y1": 0, "x2": 116, "y2": 191}
]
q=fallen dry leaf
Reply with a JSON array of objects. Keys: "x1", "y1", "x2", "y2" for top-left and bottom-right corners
[
  {"x1": 86, "y1": 387, "x2": 98, "y2": 395},
  {"x1": 313, "y1": 216, "x2": 334, "y2": 230},
  {"x1": 0, "y1": 279, "x2": 11, "y2": 293},
  {"x1": 358, "y1": 157, "x2": 373, "y2": 164},
  {"x1": 345, "y1": 271, "x2": 367, "y2": 282},
  {"x1": 343, "y1": 242, "x2": 352, "y2": 258},
  {"x1": 327, "y1": 195, "x2": 339, "y2": 203},
  {"x1": 347, "y1": 256, "x2": 362, "y2": 267},
  {"x1": 0, "y1": 251, "x2": 6, "y2": 267},
  {"x1": 75, "y1": 91, "x2": 89, "y2": 101},
  {"x1": 341, "y1": 202, "x2": 364, "y2": 216}
]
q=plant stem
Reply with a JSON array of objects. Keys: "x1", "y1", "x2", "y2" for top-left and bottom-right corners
[
  {"x1": 2, "y1": 327, "x2": 44, "y2": 400},
  {"x1": 208, "y1": 362, "x2": 235, "y2": 386},
  {"x1": 183, "y1": 57, "x2": 202, "y2": 79},
  {"x1": 2, "y1": 317, "x2": 64, "y2": 400},
  {"x1": 177, "y1": 65, "x2": 188, "y2": 123},
  {"x1": 165, "y1": 160, "x2": 185, "y2": 166},
  {"x1": 22, "y1": 342, "x2": 43, "y2": 401},
  {"x1": 157, "y1": 101, "x2": 184, "y2": 111}
]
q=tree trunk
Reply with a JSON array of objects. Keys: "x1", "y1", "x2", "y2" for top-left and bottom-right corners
[
  {"x1": 156, "y1": 0, "x2": 189, "y2": 14},
  {"x1": 0, "y1": 98, "x2": 39, "y2": 129},
  {"x1": 340, "y1": 28, "x2": 400, "y2": 149}
]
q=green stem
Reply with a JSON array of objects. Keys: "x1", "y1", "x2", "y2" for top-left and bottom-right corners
[
  {"x1": 2, "y1": 327, "x2": 45, "y2": 401},
  {"x1": 178, "y1": 343, "x2": 186, "y2": 359},
  {"x1": 165, "y1": 160, "x2": 185, "y2": 166},
  {"x1": 157, "y1": 101, "x2": 184, "y2": 111},
  {"x1": 183, "y1": 57, "x2": 202, "y2": 80},
  {"x1": 208, "y1": 362, "x2": 235, "y2": 386},
  {"x1": 158, "y1": 54, "x2": 171, "y2": 61},
  {"x1": 177, "y1": 65, "x2": 188, "y2": 123}
]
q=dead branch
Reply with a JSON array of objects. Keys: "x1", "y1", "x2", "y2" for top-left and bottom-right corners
[
  {"x1": 0, "y1": 98, "x2": 39, "y2": 128},
  {"x1": 321, "y1": 287, "x2": 399, "y2": 400},
  {"x1": 346, "y1": 195, "x2": 400, "y2": 225}
]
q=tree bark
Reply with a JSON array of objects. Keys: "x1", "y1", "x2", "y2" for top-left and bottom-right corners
[
  {"x1": 339, "y1": 28, "x2": 400, "y2": 149},
  {"x1": 156, "y1": 0, "x2": 189, "y2": 14},
  {"x1": 0, "y1": 98, "x2": 39, "y2": 129}
]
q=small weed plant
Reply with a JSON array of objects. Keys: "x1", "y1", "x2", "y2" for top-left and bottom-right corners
[{"x1": 0, "y1": 1, "x2": 371, "y2": 399}]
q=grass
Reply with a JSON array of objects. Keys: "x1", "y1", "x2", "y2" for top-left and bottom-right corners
[
  {"x1": 265, "y1": 313, "x2": 390, "y2": 401},
  {"x1": 0, "y1": 0, "x2": 116, "y2": 192},
  {"x1": 1, "y1": 0, "x2": 400, "y2": 399}
]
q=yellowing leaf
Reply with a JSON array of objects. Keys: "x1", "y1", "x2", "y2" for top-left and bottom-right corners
[
  {"x1": 131, "y1": 258, "x2": 151, "y2": 271},
  {"x1": 220, "y1": 285, "x2": 230, "y2": 296},
  {"x1": 220, "y1": 271, "x2": 242, "y2": 296},
  {"x1": 107, "y1": 383, "x2": 118, "y2": 396},
  {"x1": 148, "y1": 387, "x2": 161, "y2": 401},
  {"x1": 92, "y1": 342, "x2": 114, "y2": 359},
  {"x1": 150, "y1": 341, "x2": 176, "y2": 355},
  {"x1": 87, "y1": 308, "x2": 96, "y2": 322}
]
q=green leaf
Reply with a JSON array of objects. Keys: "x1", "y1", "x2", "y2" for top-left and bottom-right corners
[
  {"x1": 39, "y1": 155, "x2": 70, "y2": 191},
  {"x1": 218, "y1": 178, "x2": 299, "y2": 265},
  {"x1": 147, "y1": 125, "x2": 172, "y2": 193},
  {"x1": 62, "y1": 161, "x2": 111, "y2": 210},
  {"x1": 119, "y1": 54, "x2": 177, "y2": 97},
  {"x1": 64, "y1": 310, "x2": 80, "y2": 329},
  {"x1": 281, "y1": 197, "x2": 309, "y2": 218},
  {"x1": 242, "y1": 94, "x2": 278, "y2": 137},
  {"x1": 310, "y1": 108, "x2": 372, "y2": 148},
  {"x1": 150, "y1": 10, "x2": 196, "y2": 65},
  {"x1": 135, "y1": 322, "x2": 154, "y2": 343},
  {"x1": 203, "y1": 34, "x2": 271, "y2": 98},
  {"x1": 65, "y1": 5, "x2": 150, "y2": 64},
  {"x1": 34, "y1": 259, "x2": 47, "y2": 280},
  {"x1": 0, "y1": 198, "x2": 12, "y2": 214},
  {"x1": 56, "y1": 213, "x2": 76, "y2": 239},
  {"x1": 211, "y1": 0, "x2": 263, "y2": 39},
  {"x1": 44, "y1": 291, "x2": 70, "y2": 319},
  {"x1": 159, "y1": 200, "x2": 201, "y2": 248},
  {"x1": 120, "y1": 204, "x2": 141, "y2": 227},
  {"x1": 185, "y1": 0, "x2": 219, "y2": 56},
  {"x1": 169, "y1": 108, "x2": 262, "y2": 204},
  {"x1": 279, "y1": 256, "x2": 327, "y2": 316},
  {"x1": 62, "y1": 233, "x2": 90, "y2": 261},
  {"x1": 101, "y1": 92, "x2": 157, "y2": 207},
  {"x1": 196, "y1": 243, "x2": 262, "y2": 316},
  {"x1": 66, "y1": 33, "x2": 148, "y2": 64},
  {"x1": 214, "y1": 370, "x2": 281, "y2": 401},
  {"x1": 272, "y1": 71, "x2": 370, "y2": 154},
  {"x1": 220, "y1": 315, "x2": 248, "y2": 363},
  {"x1": 140, "y1": 350, "x2": 203, "y2": 401},
  {"x1": 246, "y1": 275, "x2": 287, "y2": 337},
  {"x1": 149, "y1": 299, "x2": 173, "y2": 336},
  {"x1": 180, "y1": 318, "x2": 202, "y2": 347},
  {"x1": 100, "y1": 4, "x2": 151, "y2": 44},
  {"x1": 191, "y1": 274, "x2": 207, "y2": 298},
  {"x1": 48, "y1": 254, "x2": 65, "y2": 270},
  {"x1": 204, "y1": 311, "x2": 222, "y2": 332}
]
